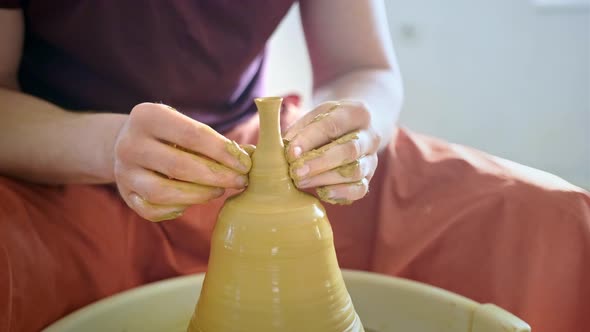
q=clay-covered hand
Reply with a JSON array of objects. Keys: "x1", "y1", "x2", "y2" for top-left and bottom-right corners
[
  {"x1": 284, "y1": 100, "x2": 381, "y2": 205},
  {"x1": 113, "y1": 103, "x2": 252, "y2": 222}
]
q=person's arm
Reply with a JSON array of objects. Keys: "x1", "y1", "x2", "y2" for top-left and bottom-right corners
[
  {"x1": 290, "y1": 0, "x2": 403, "y2": 149},
  {"x1": 0, "y1": 9, "x2": 127, "y2": 184},
  {"x1": 0, "y1": 9, "x2": 250, "y2": 221},
  {"x1": 284, "y1": 0, "x2": 403, "y2": 204}
]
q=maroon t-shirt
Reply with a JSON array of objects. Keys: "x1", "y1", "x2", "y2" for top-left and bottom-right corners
[{"x1": 0, "y1": 0, "x2": 296, "y2": 132}]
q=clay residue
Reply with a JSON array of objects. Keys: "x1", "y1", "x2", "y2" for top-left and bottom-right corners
[
  {"x1": 327, "y1": 102, "x2": 341, "y2": 113},
  {"x1": 325, "y1": 198, "x2": 353, "y2": 206},
  {"x1": 240, "y1": 144, "x2": 256, "y2": 156},
  {"x1": 316, "y1": 187, "x2": 353, "y2": 205},
  {"x1": 289, "y1": 151, "x2": 322, "y2": 181},
  {"x1": 205, "y1": 160, "x2": 228, "y2": 173},
  {"x1": 287, "y1": 131, "x2": 360, "y2": 180},
  {"x1": 309, "y1": 103, "x2": 340, "y2": 124},
  {"x1": 337, "y1": 160, "x2": 360, "y2": 178},
  {"x1": 225, "y1": 140, "x2": 252, "y2": 172},
  {"x1": 311, "y1": 112, "x2": 330, "y2": 124},
  {"x1": 333, "y1": 131, "x2": 359, "y2": 145},
  {"x1": 316, "y1": 180, "x2": 365, "y2": 205},
  {"x1": 152, "y1": 210, "x2": 184, "y2": 222}
]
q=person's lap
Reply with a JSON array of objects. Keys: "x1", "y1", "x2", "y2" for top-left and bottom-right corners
[
  {"x1": 367, "y1": 129, "x2": 590, "y2": 331},
  {"x1": 0, "y1": 108, "x2": 588, "y2": 331},
  {"x1": 0, "y1": 179, "x2": 133, "y2": 331}
]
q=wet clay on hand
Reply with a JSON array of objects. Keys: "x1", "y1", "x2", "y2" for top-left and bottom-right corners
[{"x1": 187, "y1": 97, "x2": 364, "y2": 332}]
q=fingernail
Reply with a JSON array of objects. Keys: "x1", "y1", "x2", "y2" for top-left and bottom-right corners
[
  {"x1": 295, "y1": 164, "x2": 309, "y2": 178},
  {"x1": 236, "y1": 175, "x2": 248, "y2": 187},
  {"x1": 153, "y1": 210, "x2": 184, "y2": 222},
  {"x1": 292, "y1": 146, "x2": 302, "y2": 159},
  {"x1": 129, "y1": 192, "x2": 143, "y2": 205}
]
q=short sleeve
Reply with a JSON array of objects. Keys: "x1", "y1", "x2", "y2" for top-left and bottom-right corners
[{"x1": 0, "y1": 0, "x2": 21, "y2": 8}]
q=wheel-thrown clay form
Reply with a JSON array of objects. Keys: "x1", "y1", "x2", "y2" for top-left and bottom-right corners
[{"x1": 187, "y1": 97, "x2": 364, "y2": 332}]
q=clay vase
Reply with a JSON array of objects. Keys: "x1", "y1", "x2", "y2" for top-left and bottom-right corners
[{"x1": 187, "y1": 97, "x2": 364, "y2": 332}]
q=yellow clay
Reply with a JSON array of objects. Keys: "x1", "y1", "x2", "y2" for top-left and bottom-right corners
[
  {"x1": 316, "y1": 186, "x2": 353, "y2": 206},
  {"x1": 187, "y1": 97, "x2": 364, "y2": 332},
  {"x1": 311, "y1": 111, "x2": 330, "y2": 123},
  {"x1": 240, "y1": 144, "x2": 256, "y2": 156},
  {"x1": 151, "y1": 210, "x2": 184, "y2": 222},
  {"x1": 337, "y1": 160, "x2": 360, "y2": 178},
  {"x1": 327, "y1": 102, "x2": 341, "y2": 112},
  {"x1": 203, "y1": 159, "x2": 227, "y2": 173}
]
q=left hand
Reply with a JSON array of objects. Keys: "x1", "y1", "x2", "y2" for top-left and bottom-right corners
[{"x1": 283, "y1": 100, "x2": 381, "y2": 205}]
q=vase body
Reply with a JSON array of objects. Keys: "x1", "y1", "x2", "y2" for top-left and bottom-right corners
[{"x1": 187, "y1": 97, "x2": 364, "y2": 332}]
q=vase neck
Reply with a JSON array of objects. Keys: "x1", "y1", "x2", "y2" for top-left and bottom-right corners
[{"x1": 248, "y1": 97, "x2": 294, "y2": 195}]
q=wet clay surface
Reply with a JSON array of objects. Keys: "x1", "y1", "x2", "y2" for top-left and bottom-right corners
[{"x1": 188, "y1": 97, "x2": 364, "y2": 332}]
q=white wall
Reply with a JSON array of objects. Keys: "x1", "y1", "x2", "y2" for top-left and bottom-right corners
[{"x1": 265, "y1": 2, "x2": 590, "y2": 189}]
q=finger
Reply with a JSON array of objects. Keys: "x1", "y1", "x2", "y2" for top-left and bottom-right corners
[
  {"x1": 366, "y1": 155, "x2": 378, "y2": 182},
  {"x1": 123, "y1": 140, "x2": 248, "y2": 189},
  {"x1": 129, "y1": 103, "x2": 251, "y2": 173},
  {"x1": 118, "y1": 183, "x2": 188, "y2": 222},
  {"x1": 129, "y1": 192, "x2": 188, "y2": 222},
  {"x1": 316, "y1": 178, "x2": 370, "y2": 205},
  {"x1": 283, "y1": 101, "x2": 340, "y2": 141},
  {"x1": 119, "y1": 167, "x2": 226, "y2": 206},
  {"x1": 285, "y1": 101, "x2": 371, "y2": 161},
  {"x1": 289, "y1": 130, "x2": 380, "y2": 181},
  {"x1": 296, "y1": 154, "x2": 377, "y2": 189},
  {"x1": 240, "y1": 144, "x2": 256, "y2": 156}
]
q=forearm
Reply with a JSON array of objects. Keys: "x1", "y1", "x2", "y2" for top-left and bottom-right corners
[
  {"x1": 312, "y1": 68, "x2": 403, "y2": 150},
  {"x1": 0, "y1": 87, "x2": 127, "y2": 184}
]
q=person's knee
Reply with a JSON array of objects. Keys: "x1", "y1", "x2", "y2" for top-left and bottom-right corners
[
  {"x1": 503, "y1": 172, "x2": 589, "y2": 226},
  {"x1": 495, "y1": 176, "x2": 590, "y2": 274}
]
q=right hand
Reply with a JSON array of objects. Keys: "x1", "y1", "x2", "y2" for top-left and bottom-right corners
[{"x1": 113, "y1": 103, "x2": 252, "y2": 222}]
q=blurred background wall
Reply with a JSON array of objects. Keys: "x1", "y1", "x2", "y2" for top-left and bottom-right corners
[{"x1": 264, "y1": 1, "x2": 590, "y2": 190}]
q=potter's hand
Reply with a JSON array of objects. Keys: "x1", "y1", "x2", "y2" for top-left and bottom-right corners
[
  {"x1": 113, "y1": 103, "x2": 251, "y2": 222},
  {"x1": 284, "y1": 101, "x2": 381, "y2": 205}
]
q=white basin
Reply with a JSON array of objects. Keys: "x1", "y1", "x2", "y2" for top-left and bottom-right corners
[{"x1": 43, "y1": 270, "x2": 530, "y2": 332}]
